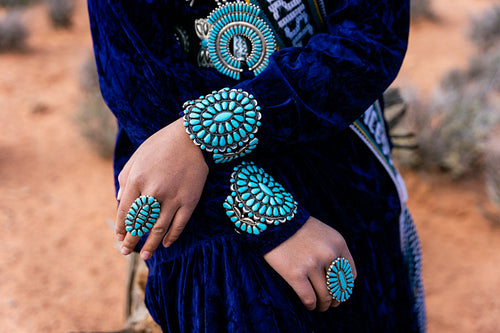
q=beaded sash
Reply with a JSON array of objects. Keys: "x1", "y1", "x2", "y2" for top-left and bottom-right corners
[{"x1": 350, "y1": 102, "x2": 426, "y2": 332}]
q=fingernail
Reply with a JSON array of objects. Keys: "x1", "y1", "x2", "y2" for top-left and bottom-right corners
[
  {"x1": 164, "y1": 241, "x2": 172, "y2": 248},
  {"x1": 141, "y1": 251, "x2": 151, "y2": 260},
  {"x1": 121, "y1": 247, "x2": 131, "y2": 255},
  {"x1": 117, "y1": 187, "x2": 123, "y2": 201},
  {"x1": 116, "y1": 234, "x2": 124, "y2": 241}
]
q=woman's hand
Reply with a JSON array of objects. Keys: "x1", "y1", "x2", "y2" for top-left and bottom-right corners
[
  {"x1": 116, "y1": 118, "x2": 209, "y2": 260},
  {"x1": 264, "y1": 216, "x2": 357, "y2": 311}
]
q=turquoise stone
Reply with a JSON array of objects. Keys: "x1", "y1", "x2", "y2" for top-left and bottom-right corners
[
  {"x1": 125, "y1": 196, "x2": 160, "y2": 236},
  {"x1": 338, "y1": 271, "x2": 347, "y2": 290}
]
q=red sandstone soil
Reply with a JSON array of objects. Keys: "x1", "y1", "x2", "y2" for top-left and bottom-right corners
[{"x1": 0, "y1": 1, "x2": 499, "y2": 332}]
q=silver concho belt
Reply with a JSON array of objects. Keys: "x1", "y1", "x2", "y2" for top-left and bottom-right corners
[{"x1": 194, "y1": 0, "x2": 276, "y2": 79}]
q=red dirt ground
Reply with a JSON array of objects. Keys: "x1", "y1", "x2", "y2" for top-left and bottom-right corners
[{"x1": 1, "y1": 0, "x2": 499, "y2": 332}]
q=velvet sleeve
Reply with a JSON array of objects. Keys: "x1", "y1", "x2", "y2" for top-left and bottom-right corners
[{"x1": 234, "y1": 0, "x2": 409, "y2": 154}]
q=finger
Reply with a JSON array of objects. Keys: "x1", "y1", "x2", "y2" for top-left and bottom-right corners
[
  {"x1": 139, "y1": 202, "x2": 177, "y2": 260},
  {"x1": 115, "y1": 185, "x2": 140, "y2": 243},
  {"x1": 342, "y1": 252, "x2": 357, "y2": 281},
  {"x1": 289, "y1": 275, "x2": 318, "y2": 311},
  {"x1": 116, "y1": 158, "x2": 134, "y2": 201},
  {"x1": 162, "y1": 205, "x2": 194, "y2": 247},
  {"x1": 308, "y1": 268, "x2": 332, "y2": 312},
  {"x1": 331, "y1": 300, "x2": 340, "y2": 308}
]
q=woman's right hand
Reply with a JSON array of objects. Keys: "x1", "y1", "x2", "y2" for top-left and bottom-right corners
[
  {"x1": 263, "y1": 216, "x2": 357, "y2": 311},
  {"x1": 116, "y1": 118, "x2": 209, "y2": 260}
]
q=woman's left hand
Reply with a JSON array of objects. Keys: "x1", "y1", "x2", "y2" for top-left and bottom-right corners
[
  {"x1": 116, "y1": 118, "x2": 209, "y2": 260},
  {"x1": 264, "y1": 216, "x2": 357, "y2": 311}
]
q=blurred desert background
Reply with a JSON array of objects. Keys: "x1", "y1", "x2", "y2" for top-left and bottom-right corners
[{"x1": 1, "y1": 0, "x2": 500, "y2": 332}]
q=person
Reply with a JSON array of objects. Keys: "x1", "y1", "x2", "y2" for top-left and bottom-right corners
[{"x1": 87, "y1": 0, "x2": 425, "y2": 331}]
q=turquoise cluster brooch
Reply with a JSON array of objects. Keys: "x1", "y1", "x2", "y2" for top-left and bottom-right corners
[
  {"x1": 195, "y1": 0, "x2": 276, "y2": 79},
  {"x1": 125, "y1": 196, "x2": 161, "y2": 237},
  {"x1": 183, "y1": 87, "x2": 262, "y2": 163},
  {"x1": 223, "y1": 161, "x2": 297, "y2": 234}
]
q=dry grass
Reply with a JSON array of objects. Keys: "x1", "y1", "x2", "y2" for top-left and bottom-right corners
[
  {"x1": 46, "y1": 0, "x2": 74, "y2": 28},
  {"x1": 0, "y1": 10, "x2": 28, "y2": 51},
  {"x1": 75, "y1": 54, "x2": 117, "y2": 159},
  {"x1": 410, "y1": 0, "x2": 435, "y2": 21},
  {"x1": 469, "y1": 4, "x2": 500, "y2": 51},
  {"x1": 396, "y1": 45, "x2": 500, "y2": 178}
]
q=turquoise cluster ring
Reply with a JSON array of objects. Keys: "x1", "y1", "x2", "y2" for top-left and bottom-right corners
[
  {"x1": 326, "y1": 257, "x2": 354, "y2": 303},
  {"x1": 183, "y1": 88, "x2": 262, "y2": 163},
  {"x1": 125, "y1": 195, "x2": 160, "y2": 237}
]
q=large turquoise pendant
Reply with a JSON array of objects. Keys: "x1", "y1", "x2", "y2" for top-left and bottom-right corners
[
  {"x1": 326, "y1": 257, "x2": 355, "y2": 303},
  {"x1": 223, "y1": 161, "x2": 297, "y2": 234},
  {"x1": 195, "y1": 1, "x2": 276, "y2": 79}
]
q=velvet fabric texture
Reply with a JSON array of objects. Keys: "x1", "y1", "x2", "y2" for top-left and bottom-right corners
[{"x1": 88, "y1": 0, "x2": 422, "y2": 331}]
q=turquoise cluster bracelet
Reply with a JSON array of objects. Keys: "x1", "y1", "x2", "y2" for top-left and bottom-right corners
[
  {"x1": 183, "y1": 88, "x2": 262, "y2": 164},
  {"x1": 223, "y1": 161, "x2": 297, "y2": 235}
]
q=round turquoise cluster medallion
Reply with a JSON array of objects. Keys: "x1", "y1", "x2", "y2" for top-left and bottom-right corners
[
  {"x1": 125, "y1": 196, "x2": 160, "y2": 237},
  {"x1": 326, "y1": 257, "x2": 354, "y2": 303},
  {"x1": 223, "y1": 161, "x2": 297, "y2": 234},
  {"x1": 183, "y1": 88, "x2": 262, "y2": 163},
  {"x1": 195, "y1": 1, "x2": 276, "y2": 79}
]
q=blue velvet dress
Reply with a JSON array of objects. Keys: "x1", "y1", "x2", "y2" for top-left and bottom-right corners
[{"x1": 88, "y1": 0, "x2": 425, "y2": 331}]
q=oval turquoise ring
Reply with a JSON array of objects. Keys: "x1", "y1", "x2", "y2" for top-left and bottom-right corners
[
  {"x1": 326, "y1": 257, "x2": 355, "y2": 303},
  {"x1": 125, "y1": 195, "x2": 160, "y2": 237}
]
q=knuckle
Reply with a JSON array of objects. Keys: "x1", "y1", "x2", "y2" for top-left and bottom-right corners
[
  {"x1": 291, "y1": 267, "x2": 308, "y2": 280},
  {"x1": 301, "y1": 295, "x2": 316, "y2": 310},
  {"x1": 171, "y1": 223, "x2": 186, "y2": 236},
  {"x1": 117, "y1": 171, "x2": 127, "y2": 185},
  {"x1": 128, "y1": 173, "x2": 146, "y2": 188},
  {"x1": 150, "y1": 225, "x2": 169, "y2": 236},
  {"x1": 304, "y1": 256, "x2": 322, "y2": 270},
  {"x1": 317, "y1": 296, "x2": 331, "y2": 312},
  {"x1": 180, "y1": 191, "x2": 200, "y2": 207}
]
